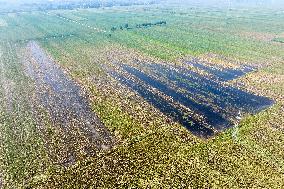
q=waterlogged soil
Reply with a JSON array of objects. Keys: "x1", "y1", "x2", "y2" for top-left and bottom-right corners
[
  {"x1": 24, "y1": 41, "x2": 113, "y2": 164},
  {"x1": 108, "y1": 59, "x2": 274, "y2": 138}
]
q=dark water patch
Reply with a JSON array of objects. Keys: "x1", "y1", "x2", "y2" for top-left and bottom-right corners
[
  {"x1": 25, "y1": 41, "x2": 112, "y2": 162},
  {"x1": 186, "y1": 59, "x2": 254, "y2": 81},
  {"x1": 141, "y1": 63, "x2": 232, "y2": 115},
  {"x1": 120, "y1": 64, "x2": 232, "y2": 131},
  {"x1": 110, "y1": 70, "x2": 215, "y2": 138},
  {"x1": 110, "y1": 61, "x2": 274, "y2": 136},
  {"x1": 144, "y1": 63, "x2": 273, "y2": 115}
]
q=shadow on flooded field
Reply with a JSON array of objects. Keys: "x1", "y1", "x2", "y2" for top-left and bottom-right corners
[
  {"x1": 23, "y1": 41, "x2": 113, "y2": 165},
  {"x1": 108, "y1": 60, "x2": 274, "y2": 138}
]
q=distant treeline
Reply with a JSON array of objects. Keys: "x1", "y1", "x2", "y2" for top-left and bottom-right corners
[
  {"x1": 0, "y1": 0, "x2": 161, "y2": 13},
  {"x1": 36, "y1": 1, "x2": 160, "y2": 11},
  {"x1": 111, "y1": 21, "x2": 167, "y2": 31}
]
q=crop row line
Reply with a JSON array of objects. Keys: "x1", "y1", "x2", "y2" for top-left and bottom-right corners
[{"x1": 44, "y1": 12, "x2": 107, "y2": 33}]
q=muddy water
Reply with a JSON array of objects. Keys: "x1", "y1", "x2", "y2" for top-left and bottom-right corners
[
  {"x1": 24, "y1": 41, "x2": 112, "y2": 164},
  {"x1": 110, "y1": 61, "x2": 274, "y2": 137}
]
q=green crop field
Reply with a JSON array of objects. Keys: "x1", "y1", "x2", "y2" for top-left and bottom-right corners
[{"x1": 0, "y1": 0, "x2": 284, "y2": 188}]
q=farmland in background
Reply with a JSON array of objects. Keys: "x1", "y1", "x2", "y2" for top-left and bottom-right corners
[{"x1": 0, "y1": 1, "x2": 284, "y2": 188}]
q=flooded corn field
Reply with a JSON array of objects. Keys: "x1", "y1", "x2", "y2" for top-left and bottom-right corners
[{"x1": 1, "y1": 1, "x2": 284, "y2": 187}]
